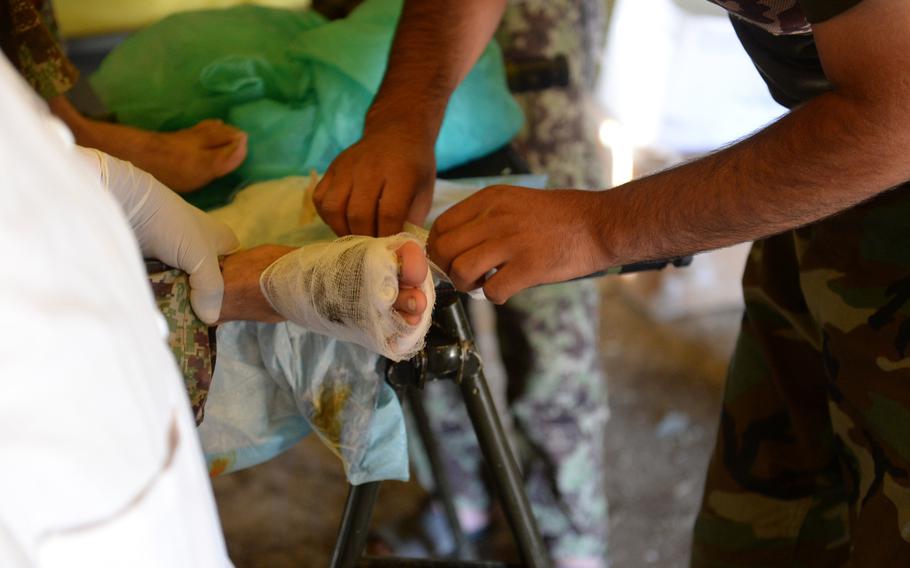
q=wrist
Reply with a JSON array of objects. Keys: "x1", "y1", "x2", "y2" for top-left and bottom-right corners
[
  {"x1": 363, "y1": 96, "x2": 444, "y2": 146},
  {"x1": 585, "y1": 189, "x2": 626, "y2": 271}
]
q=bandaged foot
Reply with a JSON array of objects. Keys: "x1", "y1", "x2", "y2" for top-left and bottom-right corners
[
  {"x1": 262, "y1": 234, "x2": 433, "y2": 361},
  {"x1": 221, "y1": 236, "x2": 434, "y2": 361}
]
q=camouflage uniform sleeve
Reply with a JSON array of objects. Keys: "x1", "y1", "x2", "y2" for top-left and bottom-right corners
[
  {"x1": 149, "y1": 268, "x2": 217, "y2": 426},
  {"x1": 0, "y1": 0, "x2": 79, "y2": 100}
]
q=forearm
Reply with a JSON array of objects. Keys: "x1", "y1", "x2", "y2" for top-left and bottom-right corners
[
  {"x1": 593, "y1": 88, "x2": 910, "y2": 267},
  {"x1": 594, "y1": 0, "x2": 910, "y2": 268},
  {"x1": 365, "y1": 0, "x2": 506, "y2": 141}
]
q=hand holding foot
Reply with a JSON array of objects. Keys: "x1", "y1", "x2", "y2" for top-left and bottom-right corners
[{"x1": 221, "y1": 237, "x2": 433, "y2": 361}]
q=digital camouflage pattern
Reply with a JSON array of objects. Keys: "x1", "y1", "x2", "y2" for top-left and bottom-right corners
[
  {"x1": 497, "y1": 0, "x2": 606, "y2": 191},
  {"x1": 148, "y1": 268, "x2": 216, "y2": 426},
  {"x1": 496, "y1": 280, "x2": 609, "y2": 561},
  {"x1": 692, "y1": 186, "x2": 910, "y2": 566},
  {"x1": 418, "y1": 280, "x2": 609, "y2": 561},
  {"x1": 411, "y1": 1, "x2": 611, "y2": 563},
  {"x1": 0, "y1": 0, "x2": 79, "y2": 100}
]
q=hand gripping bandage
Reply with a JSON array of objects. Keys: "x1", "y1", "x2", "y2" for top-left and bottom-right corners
[{"x1": 259, "y1": 234, "x2": 435, "y2": 361}]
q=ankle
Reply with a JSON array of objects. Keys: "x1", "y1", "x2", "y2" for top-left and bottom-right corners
[{"x1": 219, "y1": 245, "x2": 293, "y2": 323}]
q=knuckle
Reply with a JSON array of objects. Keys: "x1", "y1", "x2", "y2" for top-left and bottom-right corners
[
  {"x1": 379, "y1": 207, "x2": 403, "y2": 223},
  {"x1": 426, "y1": 240, "x2": 443, "y2": 265},
  {"x1": 318, "y1": 199, "x2": 339, "y2": 215},
  {"x1": 484, "y1": 284, "x2": 506, "y2": 305},
  {"x1": 347, "y1": 209, "x2": 370, "y2": 227},
  {"x1": 449, "y1": 258, "x2": 473, "y2": 290},
  {"x1": 429, "y1": 233, "x2": 452, "y2": 261}
]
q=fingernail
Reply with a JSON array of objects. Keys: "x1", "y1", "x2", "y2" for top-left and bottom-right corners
[{"x1": 407, "y1": 297, "x2": 417, "y2": 312}]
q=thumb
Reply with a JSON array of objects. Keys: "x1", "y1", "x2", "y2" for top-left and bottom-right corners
[
  {"x1": 194, "y1": 208, "x2": 240, "y2": 255},
  {"x1": 188, "y1": 256, "x2": 225, "y2": 324}
]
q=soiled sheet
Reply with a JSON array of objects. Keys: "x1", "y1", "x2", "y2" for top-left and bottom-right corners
[{"x1": 199, "y1": 174, "x2": 546, "y2": 484}]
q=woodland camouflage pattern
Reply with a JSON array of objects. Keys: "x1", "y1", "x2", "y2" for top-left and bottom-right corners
[{"x1": 692, "y1": 185, "x2": 910, "y2": 566}]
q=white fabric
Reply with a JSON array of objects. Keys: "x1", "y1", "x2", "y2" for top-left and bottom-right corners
[
  {"x1": 260, "y1": 233, "x2": 435, "y2": 361},
  {"x1": 0, "y1": 55, "x2": 229, "y2": 567},
  {"x1": 74, "y1": 147, "x2": 239, "y2": 324},
  {"x1": 209, "y1": 176, "x2": 549, "y2": 305}
]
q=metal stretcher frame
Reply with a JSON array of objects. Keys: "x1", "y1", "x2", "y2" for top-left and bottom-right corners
[
  {"x1": 330, "y1": 255, "x2": 692, "y2": 568},
  {"x1": 331, "y1": 281, "x2": 549, "y2": 568}
]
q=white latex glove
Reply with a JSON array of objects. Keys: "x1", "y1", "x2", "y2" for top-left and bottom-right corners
[{"x1": 75, "y1": 147, "x2": 240, "y2": 324}]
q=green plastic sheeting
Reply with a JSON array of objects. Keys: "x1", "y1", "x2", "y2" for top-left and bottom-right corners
[{"x1": 91, "y1": 0, "x2": 524, "y2": 209}]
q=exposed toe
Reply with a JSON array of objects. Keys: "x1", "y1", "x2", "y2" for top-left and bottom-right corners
[
  {"x1": 396, "y1": 240, "x2": 429, "y2": 288},
  {"x1": 394, "y1": 287, "x2": 427, "y2": 325}
]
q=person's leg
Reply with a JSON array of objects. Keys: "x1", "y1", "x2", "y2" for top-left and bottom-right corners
[
  {"x1": 694, "y1": 187, "x2": 910, "y2": 566},
  {"x1": 218, "y1": 242, "x2": 429, "y2": 326},
  {"x1": 0, "y1": 0, "x2": 248, "y2": 193},
  {"x1": 691, "y1": 234, "x2": 850, "y2": 567},
  {"x1": 492, "y1": 2, "x2": 609, "y2": 565},
  {"x1": 415, "y1": 378, "x2": 492, "y2": 533},
  {"x1": 50, "y1": 96, "x2": 248, "y2": 193},
  {"x1": 149, "y1": 238, "x2": 430, "y2": 423},
  {"x1": 498, "y1": 280, "x2": 609, "y2": 568},
  {"x1": 802, "y1": 189, "x2": 910, "y2": 564}
]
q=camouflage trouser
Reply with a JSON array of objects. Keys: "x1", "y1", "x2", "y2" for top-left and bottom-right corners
[
  {"x1": 148, "y1": 268, "x2": 216, "y2": 426},
  {"x1": 497, "y1": 0, "x2": 606, "y2": 192},
  {"x1": 416, "y1": 280, "x2": 609, "y2": 562},
  {"x1": 415, "y1": 0, "x2": 611, "y2": 562},
  {"x1": 692, "y1": 186, "x2": 910, "y2": 566}
]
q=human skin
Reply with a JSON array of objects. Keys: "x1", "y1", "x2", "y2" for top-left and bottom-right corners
[
  {"x1": 50, "y1": 96, "x2": 248, "y2": 193},
  {"x1": 313, "y1": 0, "x2": 508, "y2": 238},
  {"x1": 315, "y1": 0, "x2": 910, "y2": 305},
  {"x1": 217, "y1": 241, "x2": 429, "y2": 325}
]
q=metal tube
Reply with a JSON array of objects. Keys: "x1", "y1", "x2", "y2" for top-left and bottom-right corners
[
  {"x1": 459, "y1": 368, "x2": 550, "y2": 568},
  {"x1": 330, "y1": 482, "x2": 381, "y2": 568},
  {"x1": 407, "y1": 387, "x2": 475, "y2": 560},
  {"x1": 433, "y1": 295, "x2": 550, "y2": 568}
]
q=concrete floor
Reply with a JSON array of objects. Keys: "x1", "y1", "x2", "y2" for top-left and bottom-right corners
[{"x1": 212, "y1": 274, "x2": 740, "y2": 567}]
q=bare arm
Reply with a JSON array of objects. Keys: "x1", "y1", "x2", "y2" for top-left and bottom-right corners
[
  {"x1": 365, "y1": 0, "x2": 507, "y2": 140},
  {"x1": 430, "y1": 0, "x2": 910, "y2": 302},
  {"x1": 592, "y1": 0, "x2": 910, "y2": 266},
  {"x1": 313, "y1": 0, "x2": 507, "y2": 237}
]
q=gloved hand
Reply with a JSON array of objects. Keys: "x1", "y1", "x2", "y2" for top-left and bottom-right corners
[{"x1": 75, "y1": 146, "x2": 240, "y2": 324}]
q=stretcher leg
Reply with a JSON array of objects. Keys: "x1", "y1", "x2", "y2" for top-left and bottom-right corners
[
  {"x1": 407, "y1": 387, "x2": 476, "y2": 559},
  {"x1": 334, "y1": 285, "x2": 551, "y2": 568}
]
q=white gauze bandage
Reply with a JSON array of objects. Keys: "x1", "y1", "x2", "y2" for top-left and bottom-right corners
[{"x1": 259, "y1": 233, "x2": 435, "y2": 362}]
